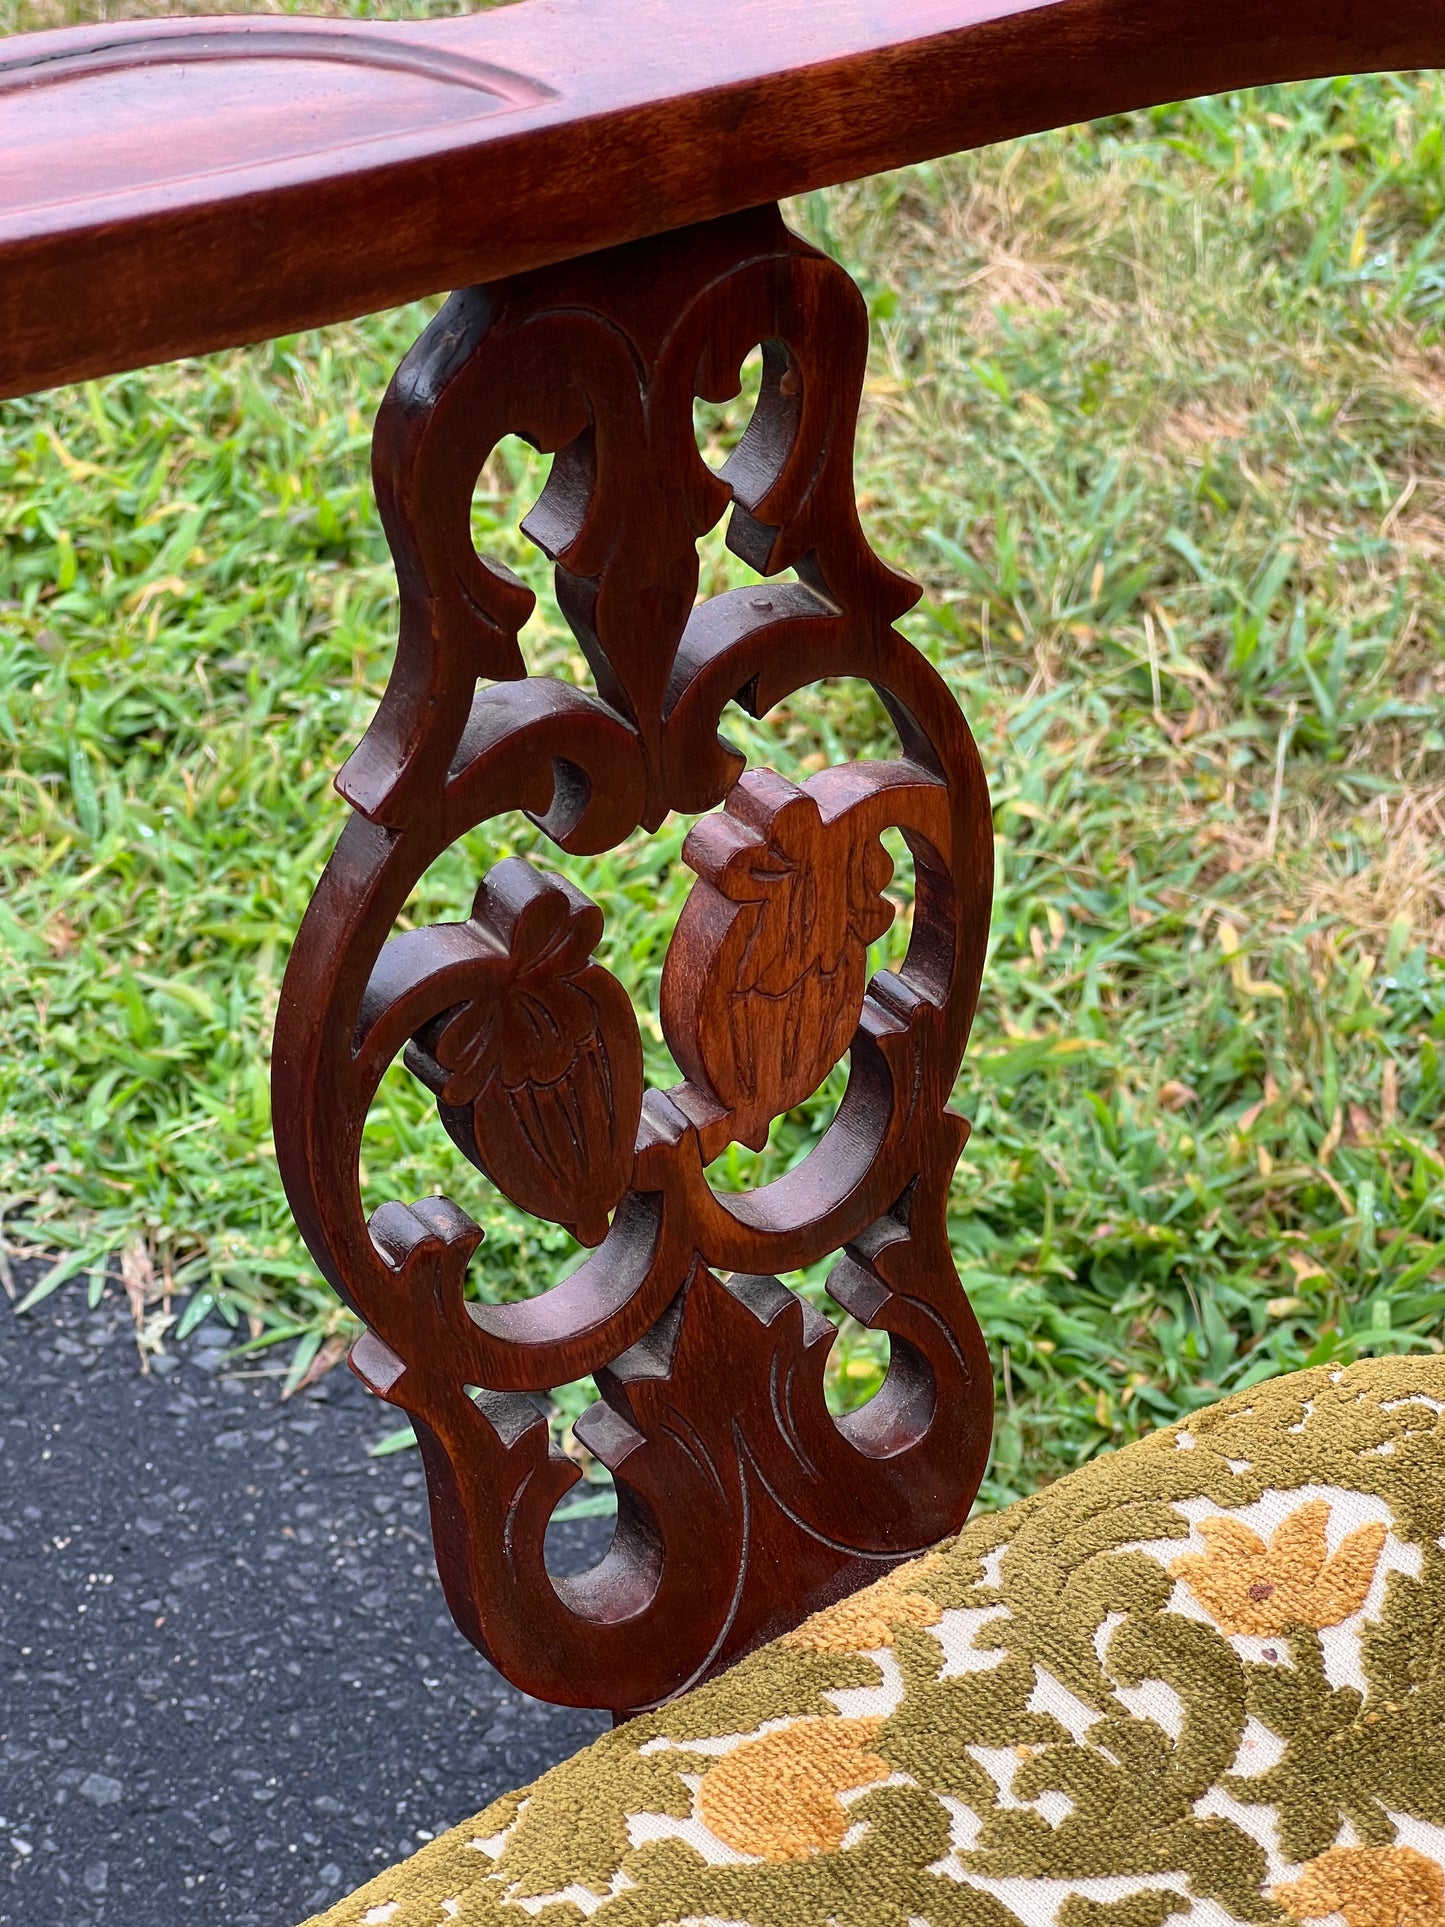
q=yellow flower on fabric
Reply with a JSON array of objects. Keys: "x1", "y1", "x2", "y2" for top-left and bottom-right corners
[
  {"x1": 1169, "y1": 1499, "x2": 1385, "y2": 1635},
  {"x1": 1274, "y1": 1845, "x2": 1445, "y2": 1927},
  {"x1": 697, "y1": 1718, "x2": 890, "y2": 1860},
  {"x1": 780, "y1": 1554, "x2": 944, "y2": 1654}
]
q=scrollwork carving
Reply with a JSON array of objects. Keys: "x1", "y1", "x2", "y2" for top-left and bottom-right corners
[{"x1": 272, "y1": 205, "x2": 995, "y2": 1717}]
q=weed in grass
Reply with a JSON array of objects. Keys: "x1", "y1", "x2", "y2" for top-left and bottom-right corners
[{"x1": 0, "y1": 11, "x2": 1441, "y2": 1503}]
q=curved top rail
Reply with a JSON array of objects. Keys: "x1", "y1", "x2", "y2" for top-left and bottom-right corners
[{"x1": 2, "y1": 0, "x2": 1443, "y2": 398}]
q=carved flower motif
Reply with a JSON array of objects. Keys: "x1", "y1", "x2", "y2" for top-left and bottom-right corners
[
  {"x1": 1169, "y1": 1499, "x2": 1385, "y2": 1635},
  {"x1": 424, "y1": 875, "x2": 604, "y2": 1105},
  {"x1": 1274, "y1": 1846, "x2": 1445, "y2": 1927},
  {"x1": 661, "y1": 768, "x2": 896, "y2": 1150},
  {"x1": 696, "y1": 1717, "x2": 890, "y2": 1860},
  {"x1": 406, "y1": 859, "x2": 642, "y2": 1248}
]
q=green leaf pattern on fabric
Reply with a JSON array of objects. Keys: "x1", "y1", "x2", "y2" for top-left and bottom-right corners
[{"x1": 305, "y1": 1356, "x2": 1445, "y2": 1927}]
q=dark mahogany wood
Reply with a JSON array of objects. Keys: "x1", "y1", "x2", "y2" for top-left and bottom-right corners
[
  {"x1": 5, "y1": 0, "x2": 1445, "y2": 398},
  {"x1": 10, "y1": 0, "x2": 1445, "y2": 1723},
  {"x1": 271, "y1": 205, "x2": 996, "y2": 1716}
]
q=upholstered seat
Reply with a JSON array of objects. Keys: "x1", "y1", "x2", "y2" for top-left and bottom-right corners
[{"x1": 307, "y1": 1354, "x2": 1445, "y2": 1927}]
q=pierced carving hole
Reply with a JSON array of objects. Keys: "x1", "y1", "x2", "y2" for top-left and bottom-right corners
[
  {"x1": 693, "y1": 339, "x2": 808, "y2": 590},
  {"x1": 831, "y1": 1322, "x2": 892, "y2": 1416},
  {"x1": 543, "y1": 1498, "x2": 620, "y2": 1586},
  {"x1": 469, "y1": 434, "x2": 582, "y2": 679},
  {"x1": 542, "y1": 1373, "x2": 618, "y2": 1579},
  {"x1": 703, "y1": 1054, "x2": 852, "y2": 1192},
  {"x1": 472, "y1": 431, "x2": 552, "y2": 550},
  {"x1": 519, "y1": 425, "x2": 595, "y2": 561},
  {"x1": 872, "y1": 826, "x2": 916, "y2": 975},
  {"x1": 775, "y1": 1254, "x2": 895, "y2": 1418},
  {"x1": 828, "y1": 1325, "x2": 895, "y2": 1417},
  {"x1": 698, "y1": 337, "x2": 804, "y2": 516},
  {"x1": 452, "y1": 1377, "x2": 622, "y2": 1588},
  {"x1": 741, "y1": 678, "x2": 900, "y2": 769},
  {"x1": 693, "y1": 342, "x2": 764, "y2": 477},
  {"x1": 693, "y1": 523, "x2": 792, "y2": 604},
  {"x1": 360, "y1": 1059, "x2": 581, "y2": 1300},
  {"x1": 692, "y1": 671, "x2": 906, "y2": 817}
]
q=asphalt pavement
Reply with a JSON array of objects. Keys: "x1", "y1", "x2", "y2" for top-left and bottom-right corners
[{"x1": 0, "y1": 1266, "x2": 611, "y2": 1927}]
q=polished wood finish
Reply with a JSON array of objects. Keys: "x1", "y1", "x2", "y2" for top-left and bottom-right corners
[
  {"x1": 5, "y1": 0, "x2": 1445, "y2": 398},
  {"x1": 10, "y1": 0, "x2": 1444, "y2": 1722},
  {"x1": 271, "y1": 206, "x2": 995, "y2": 1715}
]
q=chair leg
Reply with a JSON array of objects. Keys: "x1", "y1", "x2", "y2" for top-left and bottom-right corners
[{"x1": 271, "y1": 205, "x2": 996, "y2": 1718}]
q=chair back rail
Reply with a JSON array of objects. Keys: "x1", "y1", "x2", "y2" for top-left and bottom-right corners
[{"x1": 3, "y1": 0, "x2": 1445, "y2": 397}]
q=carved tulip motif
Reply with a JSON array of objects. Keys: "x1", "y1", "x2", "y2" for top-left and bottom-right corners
[
  {"x1": 661, "y1": 768, "x2": 896, "y2": 1150},
  {"x1": 405, "y1": 858, "x2": 642, "y2": 1247}
]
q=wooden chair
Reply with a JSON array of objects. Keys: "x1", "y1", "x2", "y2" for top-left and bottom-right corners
[{"x1": 5, "y1": 3, "x2": 1444, "y2": 1921}]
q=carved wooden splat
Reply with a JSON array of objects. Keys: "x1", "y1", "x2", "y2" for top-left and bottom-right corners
[{"x1": 271, "y1": 205, "x2": 995, "y2": 1718}]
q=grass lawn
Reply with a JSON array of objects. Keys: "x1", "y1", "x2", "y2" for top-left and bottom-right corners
[{"x1": 1, "y1": 0, "x2": 1442, "y2": 1507}]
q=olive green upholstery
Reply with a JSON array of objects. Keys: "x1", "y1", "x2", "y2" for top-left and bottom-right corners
[{"x1": 306, "y1": 1354, "x2": 1445, "y2": 1927}]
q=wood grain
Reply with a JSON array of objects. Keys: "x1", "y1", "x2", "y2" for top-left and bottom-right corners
[
  {"x1": 271, "y1": 206, "x2": 995, "y2": 1715},
  {"x1": 4, "y1": 0, "x2": 1445, "y2": 398}
]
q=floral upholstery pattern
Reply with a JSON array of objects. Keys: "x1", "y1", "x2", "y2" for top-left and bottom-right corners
[{"x1": 305, "y1": 1354, "x2": 1445, "y2": 1927}]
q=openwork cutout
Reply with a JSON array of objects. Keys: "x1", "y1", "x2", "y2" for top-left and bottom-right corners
[{"x1": 272, "y1": 205, "x2": 995, "y2": 1718}]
